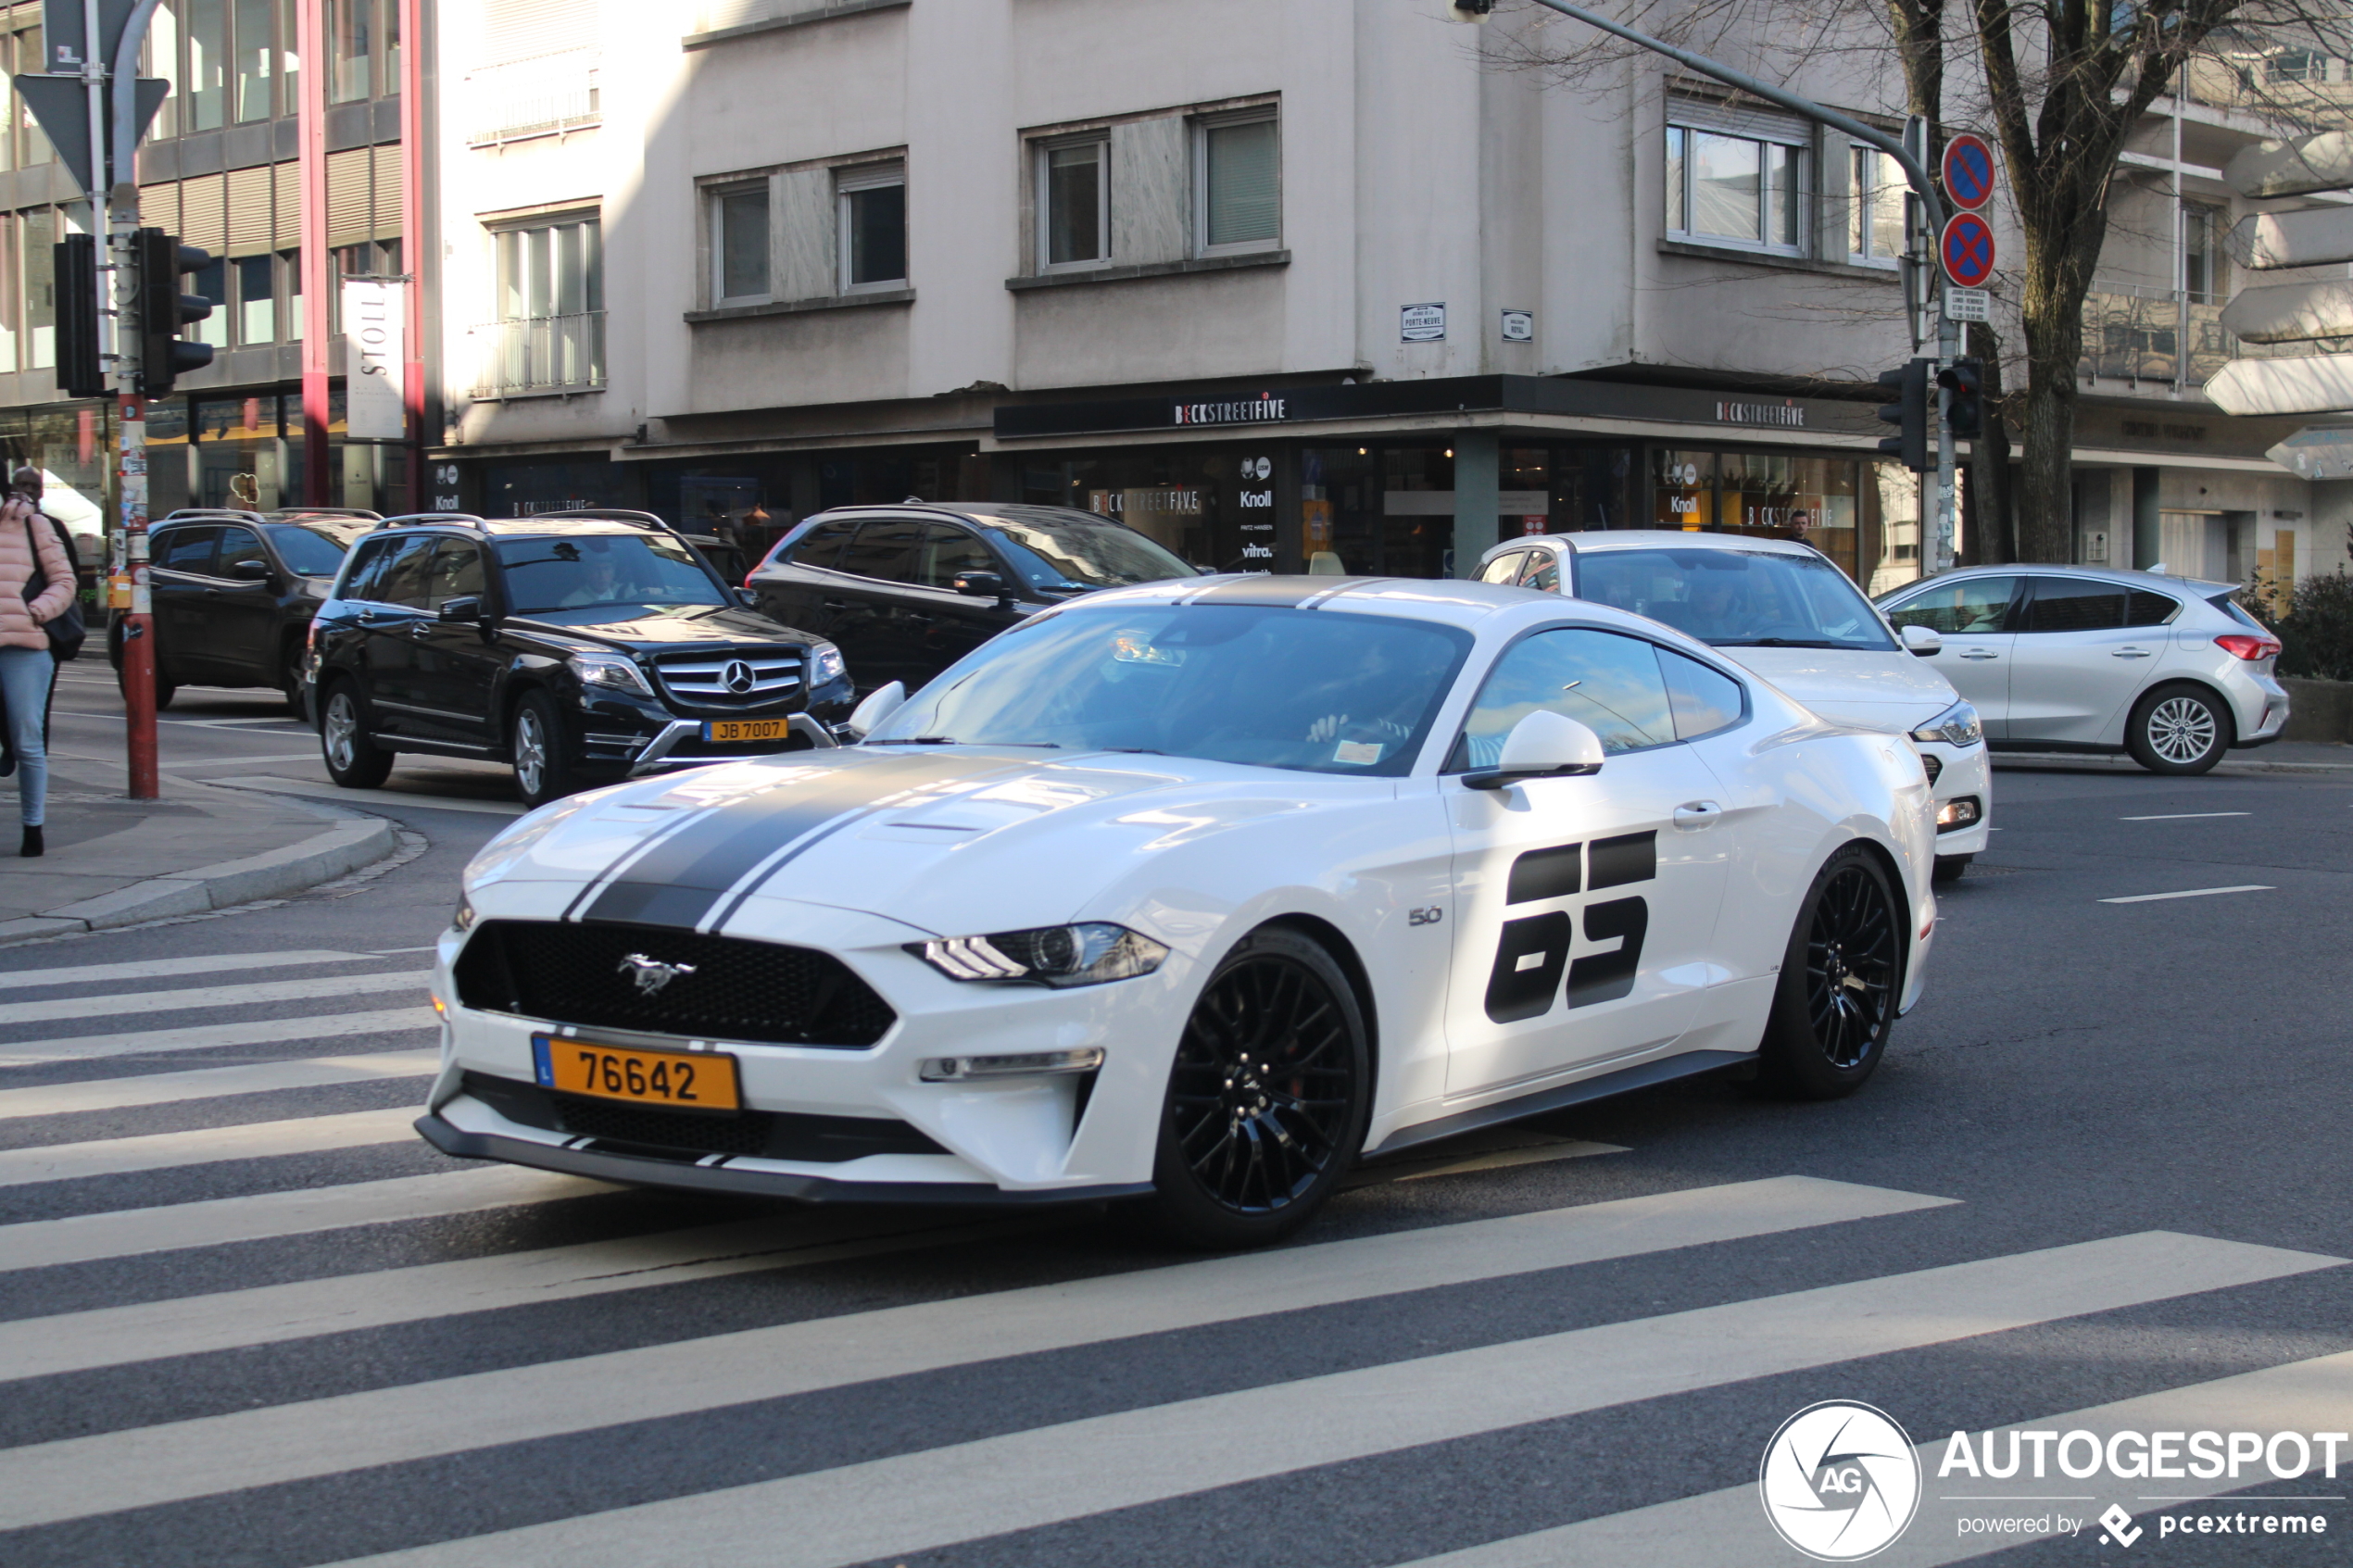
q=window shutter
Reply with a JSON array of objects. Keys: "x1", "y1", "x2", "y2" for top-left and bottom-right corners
[
  {"x1": 179, "y1": 173, "x2": 226, "y2": 254},
  {"x1": 273, "y1": 161, "x2": 302, "y2": 250},
  {"x1": 480, "y1": 0, "x2": 598, "y2": 67},
  {"x1": 1204, "y1": 119, "x2": 1277, "y2": 247},
  {"x1": 224, "y1": 165, "x2": 271, "y2": 257},
  {"x1": 1668, "y1": 95, "x2": 1811, "y2": 147},
  {"x1": 372, "y1": 143, "x2": 404, "y2": 239},
  {"x1": 139, "y1": 180, "x2": 182, "y2": 237},
  {"x1": 328, "y1": 147, "x2": 371, "y2": 247}
]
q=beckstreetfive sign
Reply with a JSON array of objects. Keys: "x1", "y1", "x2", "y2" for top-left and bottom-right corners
[{"x1": 1173, "y1": 395, "x2": 1289, "y2": 427}]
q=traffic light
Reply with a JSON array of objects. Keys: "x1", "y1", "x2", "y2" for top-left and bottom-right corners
[
  {"x1": 54, "y1": 234, "x2": 104, "y2": 398},
  {"x1": 1875, "y1": 358, "x2": 1930, "y2": 472},
  {"x1": 1938, "y1": 358, "x2": 1983, "y2": 441},
  {"x1": 135, "y1": 228, "x2": 215, "y2": 398}
]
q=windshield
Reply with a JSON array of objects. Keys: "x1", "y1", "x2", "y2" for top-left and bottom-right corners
[
  {"x1": 983, "y1": 517, "x2": 1197, "y2": 591},
  {"x1": 867, "y1": 604, "x2": 1473, "y2": 778},
  {"x1": 264, "y1": 521, "x2": 370, "y2": 577},
  {"x1": 494, "y1": 534, "x2": 727, "y2": 615},
  {"x1": 1577, "y1": 547, "x2": 1895, "y2": 651}
]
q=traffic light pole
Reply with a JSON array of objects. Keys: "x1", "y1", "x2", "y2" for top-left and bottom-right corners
[
  {"x1": 106, "y1": 4, "x2": 165, "y2": 798},
  {"x1": 1466, "y1": 0, "x2": 1961, "y2": 573}
]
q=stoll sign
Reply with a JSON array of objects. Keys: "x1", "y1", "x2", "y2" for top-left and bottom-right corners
[{"x1": 342, "y1": 279, "x2": 406, "y2": 442}]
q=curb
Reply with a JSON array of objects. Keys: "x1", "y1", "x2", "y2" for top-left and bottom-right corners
[
  {"x1": 1993, "y1": 754, "x2": 2353, "y2": 779},
  {"x1": 0, "y1": 804, "x2": 396, "y2": 942}
]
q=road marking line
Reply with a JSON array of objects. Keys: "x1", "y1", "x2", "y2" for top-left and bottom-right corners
[
  {"x1": 0, "y1": 1107, "x2": 421, "y2": 1188},
  {"x1": 0, "y1": 1007, "x2": 437, "y2": 1066},
  {"x1": 2099, "y1": 885, "x2": 2274, "y2": 904},
  {"x1": 0, "y1": 970, "x2": 429, "y2": 1027},
  {"x1": 0, "y1": 950, "x2": 380, "y2": 992},
  {"x1": 1393, "y1": 1349, "x2": 2353, "y2": 1568},
  {"x1": 0, "y1": 1165, "x2": 614, "y2": 1272},
  {"x1": 0, "y1": 1176, "x2": 1959, "y2": 1526},
  {"x1": 209, "y1": 775, "x2": 528, "y2": 817},
  {"x1": 2120, "y1": 812, "x2": 2253, "y2": 821},
  {"x1": 0, "y1": 1050, "x2": 437, "y2": 1120},
  {"x1": 0, "y1": 1212, "x2": 1061, "y2": 1382},
  {"x1": 296, "y1": 1233, "x2": 2342, "y2": 1568}
]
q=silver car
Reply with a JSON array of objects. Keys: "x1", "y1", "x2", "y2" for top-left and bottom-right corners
[{"x1": 1874, "y1": 566, "x2": 2288, "y2": 775}]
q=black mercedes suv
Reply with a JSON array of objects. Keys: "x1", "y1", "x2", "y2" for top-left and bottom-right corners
[
  {"x1": 308, "y1": 510, "x2": 854, "y2": 806},
  {"x1": 111, "y1": 508, "x2": 381, "y2": 715}
]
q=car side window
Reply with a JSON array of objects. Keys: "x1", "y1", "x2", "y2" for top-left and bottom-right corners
[
  {"x1": 427, "y1": 539, "x2": 487, "y2": 609},
  {"x1": 214, "y1": 526, "x2": 267, "y2": 579},
  {"x1": 2021, "y1": 577, "x2": 2126, "y2": 633},
  {"x1": 838, "y1": 519, "x2": 923, "y2": 583},
  {"x1": 1453, "y1": 627, "x2": 1678, "y2": 769},
  {"x1": 1478, "y1": 550, "x2": 1528, "y2": 585},
  {"x1": 914, "y1": 523, "x2": 994, "y2": 589},
  {"x1": 787, "y1": 518, "x2": 859, "y2": 570},
  {"x1": 339, "y1": 537, "x2": 398, "y2": 602},
  {"x1": 374, "y1": 536, "x2": 435, "y2": 609},
  {"x1": 1659, "y1": 647, "x2": 1746, "y2": 740},
  {"x1": 2124, "y1": 590, "x2": 2181, "y2": 627},
  {"x1": 1522, "y1": 554, "x2": 1560, "y2": 593},
  {"x1": 1884, "y1": 576, "x2": 2017, "y2": 633},
  {"x1": 154, "y1": 526, "x2": 219, "y2": 575}
]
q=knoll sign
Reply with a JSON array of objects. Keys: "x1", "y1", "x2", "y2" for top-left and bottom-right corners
[{"x1": 994, "y1": 375, "x2": 1870, "y2": 441}]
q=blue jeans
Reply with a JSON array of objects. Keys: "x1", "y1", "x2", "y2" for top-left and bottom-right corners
[{"x1": 0, "y1": 645, "x2": 51, "y2": 827}]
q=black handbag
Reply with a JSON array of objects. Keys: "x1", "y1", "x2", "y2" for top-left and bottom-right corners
[{"x1": 20, "y1": 510, "x2": 85, "y2": 662}]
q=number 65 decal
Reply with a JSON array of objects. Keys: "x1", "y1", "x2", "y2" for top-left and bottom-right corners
[{"x1": 1481, "y1": 831, "x2": 1655, "y2": 1023}]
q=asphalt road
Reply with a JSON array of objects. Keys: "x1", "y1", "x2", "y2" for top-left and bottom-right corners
[{"x1": 1, "y1": 698, "x2": 2347, "y2": 1568}]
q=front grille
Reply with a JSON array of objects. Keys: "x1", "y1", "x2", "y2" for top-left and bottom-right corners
[
  {"x1": 655, "y1": 647, "x2": 804, "y2": 707},
  {"x1": 1922, "y1": 753, "x2": 1944, "y2": 785},
  {"x1": 455, "y1": 921, "x2": 897, "y2": 1047},
  {"x1": 462, "y1": 1073, "x2": 945, "y2": 1163}
]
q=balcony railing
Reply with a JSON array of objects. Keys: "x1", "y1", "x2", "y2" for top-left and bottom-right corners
[
  {"x1": 469, "y1": 51, "x2": 602, "y2": 144},
  {"x1": 472, "y1": 312, "x2": 607, "y2": 398},
  {"x1": 2077, "y1": 282, "x2": 2340, "y2": 389}
]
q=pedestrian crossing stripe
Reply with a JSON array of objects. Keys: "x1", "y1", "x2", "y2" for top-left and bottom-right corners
[
  {"x1": 0, "y1": 1005, "x2": 437, "y2": 1066},
  {"x1": 0, "y1": 1106, "x2": 421, "y2": 1188},
  {"x1": 0, "y1": 1048, "x2": 437, "y2": 1120},
  {"x1": 0, "y1": 968, "x2": 431, "y2": 1027}
]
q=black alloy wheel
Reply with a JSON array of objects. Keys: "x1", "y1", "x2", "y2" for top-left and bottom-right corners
[
  {"x1": 1758, "y1": 845, "x2": 1901, "y2": 1098},
  {"x1": 1149, "y1": 927, "x2": 1369, "y2": 1248}
]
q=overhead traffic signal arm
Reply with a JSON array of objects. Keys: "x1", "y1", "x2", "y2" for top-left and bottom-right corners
[
  {"x1": 1876, "y1": 358, "x2": 1931, "y2": 472},
  {"x1": 135, "y1": 228, "x2": 215, "y2": 398}
]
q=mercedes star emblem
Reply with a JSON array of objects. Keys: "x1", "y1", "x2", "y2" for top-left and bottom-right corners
[{"x1": 723, "y1": 659, "x2": 758, "y2": 695}]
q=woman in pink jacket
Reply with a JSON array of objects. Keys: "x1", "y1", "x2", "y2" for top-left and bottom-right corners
[{"x1": 0, "y1": 491, "x2": 73, "y2": 857}]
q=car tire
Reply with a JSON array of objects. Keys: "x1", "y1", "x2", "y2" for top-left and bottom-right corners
[
  {"x1": 319, "y1": 680, "x2": 394, "y2": 789},
  {"x1": 2125, "y1": 683, "x2": 2233, "y2": 775},
  {"x1": 1757, "y1": 845, "x2": 1903, "y2": 1100},
  {"x1": 510, "y1": 691, "x2": 579, "y2": 809},
  {"x1": 279, "y1": 639, "x2": 308, "y2": 719},
  {"x1": 1931, "y1": 854, "x2": 1972, "y2": 884},
  {"x1": 1146, "y1": 926, "x2": 1371, "y2": 1249}
]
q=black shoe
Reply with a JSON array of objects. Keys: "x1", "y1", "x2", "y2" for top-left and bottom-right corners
[{"x1": 19, "y1": 825, "x2": 41, "y2": 858}]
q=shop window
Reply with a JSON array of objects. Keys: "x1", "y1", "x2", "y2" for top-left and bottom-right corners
[
  {"x1": 1038, "y1": 137, "x2": 1108, "y2": 270},
  {"x1": 1719, "y1": 453, "x2": 1859, "y2": 580},
  {"x1": 1196, "y1": 111, "x2": 1279, "y2": 255},
  {"x1": 1653, "y1": 449, "x2": 1714, "y2": 528},
  {"x1": 839, "y1": 163, "x2": 907, "y2": 292},
  {"x1": 1848, "y1": 147, "x2": 1906, "y2": 267},
  {"x1": 1667, "y1": 111, "x2": 1807, "y2": 255},
  {"x1": 710, "y1": 182, "x2": 770, "y2": 305},
  {"x1": 1554, "y1": 446, "x2": 1638, "y2": 532}
]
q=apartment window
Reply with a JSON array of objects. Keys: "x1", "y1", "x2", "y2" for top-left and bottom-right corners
[
  {"x1": 2183, "y1": 202, "x2": 2223, "y2": 303},
  {"x1": 1038, "y1": 138, "x2": 1108, "y2": 269},
  {"x1": 1197, "y1": 112, "x2": 1279, "y2": 254},
  {"x1": 233, "y1": 0, "x2": 272, "y2": 120},
  {"x1": 484, "y1": 215, "x2": 604, "y2": 395},
  {"x1": 233, "y1": 254, "x2": 274, "y2": 344},
  {"x1": 1667, "y1": 116, "x2": 1808, "y2": 254},
  {"x1": 711, "y1": 182, "x2": 770, "y2": 304},
  {"x1": 1848, "y1": 146, "x2": 1906, "y2": 265},
  {"x1": 186, "y1": 0, "x2": 227, "y2": 130},
  {"x1": 193, "y1": 256, "x2": 228, "y2": 347},
  {"x1": 329, "y1": 0, "x2": 371, "y2": 103},
  {"x1": 9, "y1": 25, "x2": 52, "y2": 168},
  {"x1": 838, "y1": 164, "x2": 906, "y2": 291},
  {"x1": 23, "y1": 208, "x2": 52, "y2": 369}
]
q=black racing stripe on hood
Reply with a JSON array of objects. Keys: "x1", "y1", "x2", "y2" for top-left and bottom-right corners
[{"x1": 577, "y1": 753, "x2": 1026, "y2": 930}]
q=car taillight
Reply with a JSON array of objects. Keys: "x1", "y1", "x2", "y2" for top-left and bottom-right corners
[{"x1": 2215, "y1": 633, "x2": 2280, "y2": 661}]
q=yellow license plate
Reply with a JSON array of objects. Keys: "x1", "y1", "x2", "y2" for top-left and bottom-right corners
[
  {"x1": 533, "y1": 1035, "x2": 741, "y2": 1111},
  {"x1": 704, "y1": 719, "x2": 790, "y2": 744}
]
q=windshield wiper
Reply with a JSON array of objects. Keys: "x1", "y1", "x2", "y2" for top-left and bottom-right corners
[
  {"x1": 1718, "y1": 637, "x2": 1844, "y2": 649},
  {"x1": 1099, "y1": 746, "x2": 1167, "y2": 755}
]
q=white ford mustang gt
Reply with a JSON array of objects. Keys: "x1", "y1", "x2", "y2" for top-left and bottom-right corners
[{"x1": 421, "y1": 576, "x2": 1937, "y2": 1247}]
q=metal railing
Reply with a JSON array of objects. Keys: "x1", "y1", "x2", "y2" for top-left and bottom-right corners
[
  {"x1": 472, "y1": 312, "x2": 607, "y2": 397},
  {"x1": 468, "y1": 52, "x2": 601, "y2": 144},
  {"x1": 2078, "y1": 282, "x2": 2339, "y2": 388}
]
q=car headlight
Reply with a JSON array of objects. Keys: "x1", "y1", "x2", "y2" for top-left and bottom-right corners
[
  {"x1": 569, "y1": 652, "x2": 653, "y2": 697},
  {"x1": 452, "y1": 893, "x2": 476, "y2": 934},
  {"x1": 912, "y1": 922, "x2": 1168, "y2": 987},
  {"x1": 810, "y1": 640, "x2": 847, "y2": 686},
  {"x1": 1909, "y1": 700, "x2": 1982, "y2": 747}
]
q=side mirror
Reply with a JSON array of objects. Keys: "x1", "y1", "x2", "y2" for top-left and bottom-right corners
[
  {"x1": 845, "y1": 680, "x2": 907, "y2": 741},
  {"x1": 954, "y1": 570, "x2": 1011, "y2": 603},
  {"x1": 736, "y1": 587, "x2": 758, "y2": 607},
  {"x1": 1464, "y1": 710, "x2": 1606, "y2": 790},
  {"x1": 438, "y1": 595, "x2": 484, "y2": 623},
  {"x1": 229, "y1": 558, "x2": 274, "y2": 583},
  {"x1": 1900, "y1": 623, "x2": 1943, "y2": 657}
]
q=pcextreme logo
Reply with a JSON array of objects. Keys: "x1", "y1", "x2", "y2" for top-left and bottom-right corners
[{"x1": 1759, "y1": 1401, "x2": 1923, "y2": 1561}]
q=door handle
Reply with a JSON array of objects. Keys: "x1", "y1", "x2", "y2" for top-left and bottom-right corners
[
  {"x1": 407, "y1": 621, "x2": 433, "y2": 638},
  {"x1": 358, "y1": 608, "x2": 379, "y2": 623},
  {"x1": 1673, "y1": 800, "x2": 1722, "y2": 830},
  {"x1": 821, "y1": 598, "x2": 849, "y2": 610},
  {"x1": 2112, "y1": 647, "x2": 2151, "y2": 659},
  {"x1": 1957, "y1": 649, "x2": 1999, "y2": 660}
]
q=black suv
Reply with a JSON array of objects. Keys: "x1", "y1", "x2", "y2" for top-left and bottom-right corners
[
  {"x1": 746, "y1": 502, "x2": 1198, "y2": 695},
  {"x1": 109, "y1": 508, "x2": 381, "y2": 714},
  {"x1": 309, "y1": 510, "x2": 854, "y2": 806}
]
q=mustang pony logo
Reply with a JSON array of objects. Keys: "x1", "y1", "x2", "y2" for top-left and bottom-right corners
[{"x1": 618, "y1": 953, "x2": 698, "y2": 997}]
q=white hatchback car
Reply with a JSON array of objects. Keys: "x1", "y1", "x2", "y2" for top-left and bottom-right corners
[
  {"x1": 1477, "y1": 532, "x2": 1991, "y2": 882},
  {"x1": 1875, "y1": 566, "x2": 2288, "y2": 775}
]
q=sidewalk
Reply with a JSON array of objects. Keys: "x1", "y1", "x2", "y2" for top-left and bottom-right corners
[
  {"x1": 1992, "y1": 740, "x2": 2353, "y2": 777},
  {"x1": 0, "y1": 755, "x2": 396, "y2": 942}
]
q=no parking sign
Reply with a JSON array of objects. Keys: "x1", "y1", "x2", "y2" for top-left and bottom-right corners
[
  {"x1": 1942, "y1": 133, "x2": 1997, "y2": 210},
  {"x1": 1941, "y1": 212, "x2": 1996, "y2": 288}
]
